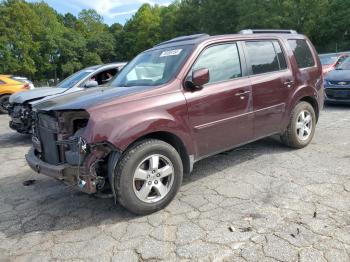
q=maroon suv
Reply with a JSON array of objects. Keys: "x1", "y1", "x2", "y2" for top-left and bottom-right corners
[{"x1": 26, "y1": 30, "x2": 323, "y2": 215}]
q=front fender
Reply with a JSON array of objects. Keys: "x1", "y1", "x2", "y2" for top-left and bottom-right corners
[
  {"x1": 87, "y1": 114, "x2": 194, "y2": 155},
  {"x1": 84, "y1": 91, "x2": 195, "y2": 156}
]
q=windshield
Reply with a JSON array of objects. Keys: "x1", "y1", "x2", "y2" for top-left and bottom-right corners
[
  {"x1": 336, "y1": 57, "x2": 350, "y2": 70},
  {"x1": 56, "y1": 69, "x2": 95, "y2": 88},
  {"x1": 319, "y1": 55, "x2": 338, "y2": 65},
  {"x1": 110, "y1": 45, "x2": 193, "y2": 87}
]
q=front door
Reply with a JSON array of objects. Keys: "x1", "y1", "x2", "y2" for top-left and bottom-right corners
[{"x1": 183, "y1": 42, "x2": 254, "y2": 158}]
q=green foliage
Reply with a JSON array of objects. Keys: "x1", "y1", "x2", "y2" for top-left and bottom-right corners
[{"x1": 0, "y1": 0, "x2": 349, "y2": 81}]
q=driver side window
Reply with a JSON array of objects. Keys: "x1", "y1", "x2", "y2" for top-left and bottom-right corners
[
  {"x1": 81, "y1": 68, "x2": 119, "y2": 87},
  {"x1": 189, "y1": 43, "x2": 242, "y2": 85}
]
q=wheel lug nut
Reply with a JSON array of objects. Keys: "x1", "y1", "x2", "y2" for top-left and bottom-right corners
[
  {"x1": 148, "y1": 181, "x2": 152, "y2": 185},
  {"x1": 157, "y1": 173, "x2": 160, "y2": 177},
  {"x1": 154, "y1": 180, "x2": 158, "y2": 184},
  {"x1": 152, "y1": 170, "x2": 155, "y2": 174}
]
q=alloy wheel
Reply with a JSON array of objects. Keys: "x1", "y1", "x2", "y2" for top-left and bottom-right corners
[
  {"x1": 133, "y1": 154, "x2": 174, "y2": 203},
  {"x1": 296, "y1": 110, "x2": 313, "y2": 141}
]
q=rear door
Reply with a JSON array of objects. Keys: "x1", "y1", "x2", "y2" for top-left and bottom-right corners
[
  {"x1": 183, "y1": 42, "x2": 254, "y2": 158},
  {"x1": 244, "y1": 40, "x2": 294, "y2": 138}
]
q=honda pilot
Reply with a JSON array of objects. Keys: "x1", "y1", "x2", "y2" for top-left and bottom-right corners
[{"x1": 26, "y1": 30, "x2": 324, "y2": 215}]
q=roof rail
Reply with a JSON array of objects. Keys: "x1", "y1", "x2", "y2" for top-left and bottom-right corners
[
  {"x1": 238, "y1": 29, "x2": 298, "y2": 35},
  {"x1": 156, "y1": 34, "x2": 210, "y2": 46}
]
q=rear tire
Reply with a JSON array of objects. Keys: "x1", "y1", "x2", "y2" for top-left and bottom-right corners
[
  {"x1": 114, "y1": 139, "x2": 183, "y2": 215},
  {"x1": 281, "y1": 101, "x2": 316, "y2": 148},
  {"x1": 0, "y1": 95, "x2": 10, "y2": 114}
]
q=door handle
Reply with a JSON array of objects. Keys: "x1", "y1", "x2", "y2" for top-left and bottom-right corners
[
  {"x1": 235, "y1": 90, "x2": 251, "y2": 100},
  {"x1": 235, "y1": 90, "x2": 251, "y2": 96},
  {"x1": 284, "y1": 80, "x2": 294, "y2": 88}
]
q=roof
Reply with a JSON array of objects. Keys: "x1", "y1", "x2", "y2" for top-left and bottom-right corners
[
  {"x1": 149, "y1": 34, "x2": 211, "y2": 51},
  {"x1": 238, "y1": 29, "x2": 298, "y2": 34},
  {"x1": 149, "y1": 30, "x2": 303, "y2": 51}
]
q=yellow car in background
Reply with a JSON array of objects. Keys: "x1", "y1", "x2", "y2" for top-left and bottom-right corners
[{"x1": 0, "y1": 75, "x2": 33, "y2": 113}]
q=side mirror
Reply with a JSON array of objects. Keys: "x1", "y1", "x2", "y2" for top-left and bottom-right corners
[
  {"x1": 84, "y1": 80, "x2": 98, "y2": 88},
  {"x1": 185, "y1": 68, "x2": 210, "y2": 90}
]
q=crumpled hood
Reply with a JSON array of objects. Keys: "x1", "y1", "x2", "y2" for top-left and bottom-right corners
[
  {"x1": 33, "y1": 85, "x2": 154, "y2": 112},
  {"x1": 325, "y1": 69, "x2": 350, "y2": 82},
  {"x1": 9, "y1": 87, "x2": 67, "y2": 104}
]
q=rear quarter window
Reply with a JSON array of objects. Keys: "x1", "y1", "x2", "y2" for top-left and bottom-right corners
[
  {"x1": 245, "y1": 40, "x2": 287, "y2": 75},
  {"x1": 0, "y1": 80, "x2": 5, "y2": 85},
  {"x1": 288, "y1": 39, "x2": 315, "y2": 68}
]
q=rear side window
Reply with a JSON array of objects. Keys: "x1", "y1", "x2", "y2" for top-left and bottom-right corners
[
  {"x1": 288, "y1": 39, "x2": 315, "y2": 68},
  {"x1": 245, "y1": 41, "x2": 287, "y2": 75},
  {"x1": 273, "y1": 41, "x2": 287, "y2": 70},
  {"x1": 190, "y1": 43, "x2": 242, "y2": 84},
  {"x1": 0, "y1": 80, "x2": 5, "y2": 85}
]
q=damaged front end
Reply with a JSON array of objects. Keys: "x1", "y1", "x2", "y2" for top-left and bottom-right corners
[
  {"x1": 8, "y1": 103, "x2": 33, "y2": 134},
  {"x1": 26, "y1": 110, "x2": 118, "y2": 195}
]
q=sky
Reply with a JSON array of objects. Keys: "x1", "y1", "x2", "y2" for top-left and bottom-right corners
[{"x1": 27, "y1": 0, "x2": 171, "y2": 25}]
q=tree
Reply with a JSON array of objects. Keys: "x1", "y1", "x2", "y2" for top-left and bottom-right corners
[
  {"x1": 1, "y1": 0, "x2": 350, "y2": 82},
  {"x1": 0, "y1": 0, "x2": 41, "y2": 76},
  {"x1": 78, "y1": 9, "x2": 116, "y2": 64},
  {"x1": 120, "y1": 4, "x2": 163, "y2": 59}
]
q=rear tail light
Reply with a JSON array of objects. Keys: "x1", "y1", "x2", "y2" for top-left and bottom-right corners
[{"x1": 22, "y1": 83, "x2": 30, "y2": 90}]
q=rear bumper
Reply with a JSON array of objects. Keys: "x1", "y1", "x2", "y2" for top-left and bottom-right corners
[{"x1": 25, "y1": 148, "x2": 79, "y2": 186}]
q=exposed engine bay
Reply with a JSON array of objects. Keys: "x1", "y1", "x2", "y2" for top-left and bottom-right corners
[{"x1": 31, "y1": 110, "x2": 115, "y2": 194}]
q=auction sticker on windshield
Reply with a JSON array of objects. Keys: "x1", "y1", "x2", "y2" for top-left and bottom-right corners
[{"x1": 160, "y1": 49, "x2": 182, "y2": 57}]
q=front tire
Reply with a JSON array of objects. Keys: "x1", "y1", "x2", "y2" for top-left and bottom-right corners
[
  {"x1": 114, "y1": 139, "x2": 183, "y2": 215},
  {"x1": 0, "y1": 95, "x2": 10, "y2": 114},
  {"x1": 281, "y1": 101, "x2": 316, "y2": 148}
]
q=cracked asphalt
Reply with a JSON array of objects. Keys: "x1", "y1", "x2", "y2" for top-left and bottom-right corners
[{"x1": 0, "y1": 105, "x2": 350, "y2": 262}]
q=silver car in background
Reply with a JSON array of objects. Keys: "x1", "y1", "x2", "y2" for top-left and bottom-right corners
[{"x1": 8, "y1": 62, "x2": 126, "y2": 134}]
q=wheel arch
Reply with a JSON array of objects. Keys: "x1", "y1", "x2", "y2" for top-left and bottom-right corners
[
  {"x1": 0, "y1": 93, "x2": 12, "y2": 97},
  {"x1": 299, "y1": 96, "x2": 320, "y2": 122},
  {"x1": 288, "y1": 84, "x2": 321, "y2": 124},
  {"x1": 0, "y1": 93, "x2": 12, "y2": 113},
  {"x1": 123, "y1": 131, "x2": 192, "y2": 175}
]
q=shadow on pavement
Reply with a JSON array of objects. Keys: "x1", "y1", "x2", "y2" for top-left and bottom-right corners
[
  {"x1": 0, "y1": 131, "x2": 31, "y2": 148},
  {"x1": 0, "y1": 135, "x2": 292, "y2": 238}
]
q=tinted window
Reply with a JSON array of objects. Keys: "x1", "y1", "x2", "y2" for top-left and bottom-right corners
[
  {"x1": 190, "y1": 43, "x2": 242, "y2": 84},
  {"x1": 273, "y1": 41, "x2": 287, "y2": 70},
  {"x1": 0, "y1": 80, "x2": 5, "y2": 85},
  {"x1": 288, "y1": 39, "x2": 315, "y2": 68},
  {"x1": 246, "y1": 41, "x2": 282, "y2": 75}
]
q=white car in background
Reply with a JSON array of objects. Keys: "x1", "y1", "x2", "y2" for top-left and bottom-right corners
[{"x1": 8, "y1": 62, "x2": 126, "y2": 134}]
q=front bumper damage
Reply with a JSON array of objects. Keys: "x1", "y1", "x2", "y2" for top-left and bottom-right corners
[
  {"x1": 26, "y1": 140, "x2": 118, "y2": 194},
  {"x1": 26, "y1": 147, "x2": 79, "y2": 184},
  {"x1": 8, "y1": 104, "x2": 33, "y2": 134}
]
